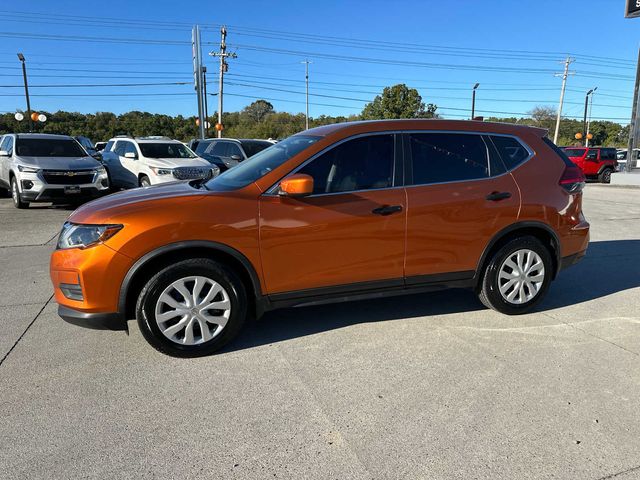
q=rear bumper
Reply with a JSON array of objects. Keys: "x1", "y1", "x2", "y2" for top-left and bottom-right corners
[{"x1": 58, "y1": 305, "x2": 126, "y2": 331}]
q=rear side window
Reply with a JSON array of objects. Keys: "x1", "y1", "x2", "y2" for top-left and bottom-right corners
[
  {"x1": 543, "y1": 137, "x2": 575, "y2": 167},
  {"x1": 490, "y1": 135, "x2": 531, "y2": 170},
  {"x1": 601, "y1": 149, "x2": 616, "y2": 160},
  {"x1": 299, "y1": 134, "x2": 394, "y2": 194},
  {"x1": 409, "y1": 133, "x2": 489, "y2": 184}
]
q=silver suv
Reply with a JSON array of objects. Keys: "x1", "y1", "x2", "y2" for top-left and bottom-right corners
[{"x1": 0, "y1": 133, "x2": 109, "y2": 209}]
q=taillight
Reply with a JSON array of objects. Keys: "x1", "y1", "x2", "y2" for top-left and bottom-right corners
[{"x1": 559, "y1": 165, "x2": 585, "y2": 194}]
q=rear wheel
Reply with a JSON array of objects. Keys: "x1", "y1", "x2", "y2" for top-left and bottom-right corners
[
  {"x1": 478, "y1": 236, "x2": 553, "y2": 315},
  {"x1": 10, "y1": 176, "x2": 29, "y2": 209},
  {"x1": 139, "y1": 175, "x2": 151, "y2": 187},
  {"x1": 136, "y1": 258, "x2": 248, "y2": 357},
  {"x1": 598, "y1": 168, "x2": 612, "y2": 184}
]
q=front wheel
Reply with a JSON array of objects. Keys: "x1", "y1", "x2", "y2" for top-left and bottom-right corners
[
  {"x1": 598, "y1": 168, "x2": 612, "y2": 184},
  {"x1": 136, "y1": 258, "x2": 248, "y2": 357},
  {"x1": 478, "y1": 236, "x2": 553, "y2": 315},
  {"x1": 139, "y1": 175, "x2": 151, "y2": 187},
  {"x1": 11, "y1": 177, "x2": 29, "y2": 209}
]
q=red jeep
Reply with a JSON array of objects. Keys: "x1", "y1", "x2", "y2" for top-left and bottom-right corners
[{"x1": 562, "y1": 147, "x2": 617, "y2": 183}]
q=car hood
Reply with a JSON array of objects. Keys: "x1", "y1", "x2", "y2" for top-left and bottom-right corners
[
  {"x1": 17, "y1": 155, "x2": 100, "y2": 170},
  {"x1": 145, "y1": 157, "x2": 212, "y2": 169},
  {"x1": 70, "y1": 181, "x2": 206, "y2": 224}
]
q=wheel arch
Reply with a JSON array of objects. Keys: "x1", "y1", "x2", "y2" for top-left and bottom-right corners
[
  {"x1": 475, "y1": 222, "x2": 561, "y2": 287},
  {"x1": 119, "y1": 241, "x2": 264, "y2": 321}
]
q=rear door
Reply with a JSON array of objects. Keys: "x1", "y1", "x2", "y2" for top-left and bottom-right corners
[{"x1": 403, "y1": 131, "x2": 521, "y2": 282}]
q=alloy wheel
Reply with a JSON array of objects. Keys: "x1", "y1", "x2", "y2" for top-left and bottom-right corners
[
  {"x1": 154, "y1": 275, "x2": 231, "y2": 345},
  {"x1": 497, "y1": 249, "x2": 545, "y2": 305}
]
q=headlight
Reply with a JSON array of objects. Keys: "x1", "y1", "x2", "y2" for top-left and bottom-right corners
[
  {"x1": 57, "y1": 222, "x2": 123, "y2": 250},
  {"x1": 211, "y1": 166, "x2": 220, "y2": 177},
  {"x1": 151, "y1": 167, "x2": 173, "y2": 175},
  {"x1": 18, "y1": 165, "x2": 39, "y2": 173},
  {"x1": 95, "y1": 166, "x2": 107, "y2": 176}
]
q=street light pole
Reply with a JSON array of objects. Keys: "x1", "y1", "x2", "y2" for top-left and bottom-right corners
[
  {"x1": 471, "y1": 83, "x2": 479, "y2": 120},
  {"x1": 586, "y1": 87, "x2": 597, "y2": 147},
  {"x1": 17, "y1": 53, "x2": 32, "y2": 133},
  {"x1": 582, "y1": 88, "x2": 593, "y2": 146}
]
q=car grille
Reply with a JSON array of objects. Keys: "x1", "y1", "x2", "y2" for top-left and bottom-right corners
[
  {"x1": 172, "y1": 167, "x2": 213, "y2": 181},
  {"x1": 42, "y1": 170, "x2": 95, "y2": 185}
]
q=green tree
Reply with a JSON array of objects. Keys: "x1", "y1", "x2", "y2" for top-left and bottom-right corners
[
  {"x1": 361, "y1": 84, "x2": 437, "y2": 120},
  {"x1": 242, "y1": 100, "x2": 274, "y2": 123}
]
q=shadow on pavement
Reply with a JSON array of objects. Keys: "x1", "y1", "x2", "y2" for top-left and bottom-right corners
[{"x1": 225, "y1": 240, "x2": 640, "y2": 352}]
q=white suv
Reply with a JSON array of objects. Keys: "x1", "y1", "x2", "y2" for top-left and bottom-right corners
[{"x1": 101, "y1": 136, "x2": 218, "y2": 188}]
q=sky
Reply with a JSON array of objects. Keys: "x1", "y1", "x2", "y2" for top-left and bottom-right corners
[{"x1": 0, "y1": 0, "x2": 638, "y2": 124}]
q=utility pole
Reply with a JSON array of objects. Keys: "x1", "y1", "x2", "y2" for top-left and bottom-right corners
[
  {"x1": 626, "y1": 47, "x2": 640, "y2": 173},
  {"x1": 471, "y1": 83, "x2": 479, "y2": 120},
  {"x1": 553, "y1": 56, "x2": 574, "y2": 144},
  {"x1": 17, "y1": 53, "x2": 32, "y2": 133},
  {"x1": 203, "y1": 66, "x2": 209, "y2": 138},
  {"x1": 582, "y1": 88, "x2": 594, "y2": 145},
  {"x1": 191, "y1": 26, "x2": 206, "y2": 140},
  {"x1": 302, "y1": 59, "x2": 312, "y2": 130},
  {"x1": 209, "y1": 26, "x2": 237, "y2": 138},
  {"x1": 585, "y1": 87, "x2": 597, "y2": 147}
]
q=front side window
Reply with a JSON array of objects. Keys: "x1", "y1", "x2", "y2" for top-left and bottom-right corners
[
  {"x1": 491, "y1": 135, "x2": 530, "y2": 170},
  {"x1": 104, "y1": 140, "x2": 114, "y2": 152},
  {"x1": 1, "y1": 136, "x2": 14, "y2": 154},
  {"x1": 123, "y1": 142, "x2": 138, "y2": 157},
  {"x1": 409, "y1": 133, "x2": 489, "y2": 185},
  {"x1": 227, "y1": 143, "x2": 243, "y2": 158},
  {"x1": 15, "y1": 138, "x2": 86, "y2": 158},
  {"x1": 205, "y1": 134, "x2": 320, "y2": 191},
  {"x1": 113, "y1": 141, "x2": 126, "y2": 156},
  {"x1": 138, "y1": 143, "x2": 195, "y2": 159},
  {"x1": 564, "y1": 148, "x2": 586, "y2": 157},
  {"x1": 298, "y1": 134, "x2": 394, "y2": 194}
]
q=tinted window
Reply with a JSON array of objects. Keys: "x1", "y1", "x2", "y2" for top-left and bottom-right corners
[
  {"x1": 298, "y1": 134, "x2": 394, "y2": 194},
  {"x1": 1, "y1": 136, "x2": 13, "y2": 154},
  {"x1": 123, "y1": 142, "x2": 137, "y2": 157},
  {"x1": 206, "y1": 135, "x2": 320, "y2": 191},
  {"x1": 227, "y1": 143, "x2": 243, "y2": 158},
  {"x1": 491, "y1": 135, "x2": 530, "y2": 170},
  {"x1": 586, "y1": 149, "x2": 598, "y2": 160},
  {"x1": 409, "y1": 133, "x2": 489, "y2": 185},
  {"x1": 240, "y1": 140, "x2": 272, "y2": 158},
  {"x1": 209, "y1": 142, "x2": 228, "y2": 156},
  {"x1": 113, "y1": 141, "x2": 126, "y2": 156},
  {"x1": 104, "y1": 140, "x2": 114, "y2": 152},
  {"x1": 195, "y1": 140, "x2": 213, "y2": 155},
  {"x1": 138, "y1": 143, "x2": 195, "y2": 159},
  {"x1": 15, "y1": 138, "x2": 86, "y2": 157},
  {"x1": 564, "y1": 148, "x2": 586, "y2": 157},
  {"x1": 601, "y1": 149, "x2": 616, "y2": 160}
]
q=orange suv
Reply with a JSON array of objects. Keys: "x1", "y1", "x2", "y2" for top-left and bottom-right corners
[{"x1": 50, "y1": 120, "x2": 589, "y2": 357}]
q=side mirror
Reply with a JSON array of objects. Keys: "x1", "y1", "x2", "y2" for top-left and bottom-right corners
[
  {"x1": 230, "y1": 154, "x2": 242, "y2": 161},
  {"x1": 124, "y1": 152, "x2": 137, "y2": 159},
  {"x1": 0, "y1": 150, "x2": 9, "y2": 157},
  {"x1": 278, "y1": 174, "x2": 314, "y2": 198}
]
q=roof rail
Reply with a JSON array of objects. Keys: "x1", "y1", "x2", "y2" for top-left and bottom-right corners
[
  {"x1": 114, "y1": 134, "x2": 134, "y2": 139},
  {"x1": 136, "y1": 135, "x2": 173, "y2": 140}
]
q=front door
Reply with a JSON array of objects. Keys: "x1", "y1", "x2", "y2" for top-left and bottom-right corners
[
  {"x1": 403, "y1": 132, "x2": 521, "y2": 282},
  {"x1": 259, "y1": 133, "x2": 406, "y2": 295}
]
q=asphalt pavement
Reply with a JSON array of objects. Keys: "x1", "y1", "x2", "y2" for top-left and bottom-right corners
[{"x1": 1, "y1": 186, "x2": 639, "y2": 480}]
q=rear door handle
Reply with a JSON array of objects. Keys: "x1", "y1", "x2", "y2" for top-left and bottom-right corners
[
  {"x1": 485, "y1": 191, "x2": 512, "y2": 201},
  {"x1": 372, "y1": 205, "x2": 403, "y2": 216}
]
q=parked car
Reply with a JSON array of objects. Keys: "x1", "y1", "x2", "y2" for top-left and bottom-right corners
[
  {"x1": 561, "y1": 147, "x2": 617, "y2": 183},
  {"x1": 100, "y1": 136, "x2": 218, "y2": 189},
  {"x1": 191, "y1": 138, "x2": 274, "y2": 172},
  {"x1": 616, "y1": 148, "x2": 640, "y2": 170},
  {"x1": 94, "y1": 142, "x2": 108, "y2": 152},
  {"x1": 74, "y1": 136, "x2": 98, "y2": 157},
  {"x1": 0, "y1": 133, "x2": 109, "y2": 209},
  {"x1": 51, "y1": 120, "x2": 589, "y2": 357}
]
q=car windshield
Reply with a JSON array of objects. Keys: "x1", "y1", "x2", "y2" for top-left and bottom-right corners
[
  {"x1": 240, "y1": 140, "x2": 273, "y2": 158},
  {"x1": 139, "y1": 142, "x2": 196, "y2": 159},
  {"x1": 617, "y1": 151, "x2": 627, "y2": 160},
  {"x1": 15, "y1": 138, "x2": 87, "y2": 157},
  {"x1": 205, "y1": 135, "x2": 320, "y2": 191},
  {"x1": 563, "y1": 148, "x2": 586, "y2": 157},
  {"x1": 194, "y1": 140, "x2": 214, "y2": 155}
]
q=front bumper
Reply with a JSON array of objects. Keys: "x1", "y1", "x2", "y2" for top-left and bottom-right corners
[
  {"x1": 58, "y1": 305, "x2": 126, "y2": 331},
  {"x1": 17, "y1": 169, "x2": 110, "y2": 203}
]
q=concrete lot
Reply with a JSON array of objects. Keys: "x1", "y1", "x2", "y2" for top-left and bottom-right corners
[{"x1": 0, "y1": 186, "x2": 639, "y2": 480}]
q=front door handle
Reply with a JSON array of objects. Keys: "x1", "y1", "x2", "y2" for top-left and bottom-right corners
[
  {"x1": 372, "y1": 205, "x2": 403, "y2": 216},
  {"x1": 485, "y1": 191, "x2": 512, "y2": 201}
]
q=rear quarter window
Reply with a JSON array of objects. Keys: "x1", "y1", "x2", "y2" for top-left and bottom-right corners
[{"x1": 490, "y1": 135, "x2": 531, "y2": 171}]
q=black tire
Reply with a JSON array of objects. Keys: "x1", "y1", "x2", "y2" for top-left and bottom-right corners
[
  {"x1": 10, "y1": 176, "x2": 29, "y2": 209},
  {"x1": 139, "y1": 175, "x2": 151, "y2": 187},
  {"x1": 478, "y1": 236, "x2": 553, "y2": 315},
  {"x1": 136, "y1": 258, "x2": 248, "y2": 357},
  {"x1": 598, "y1": 168, "x2": 612, "y2": 184}
]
